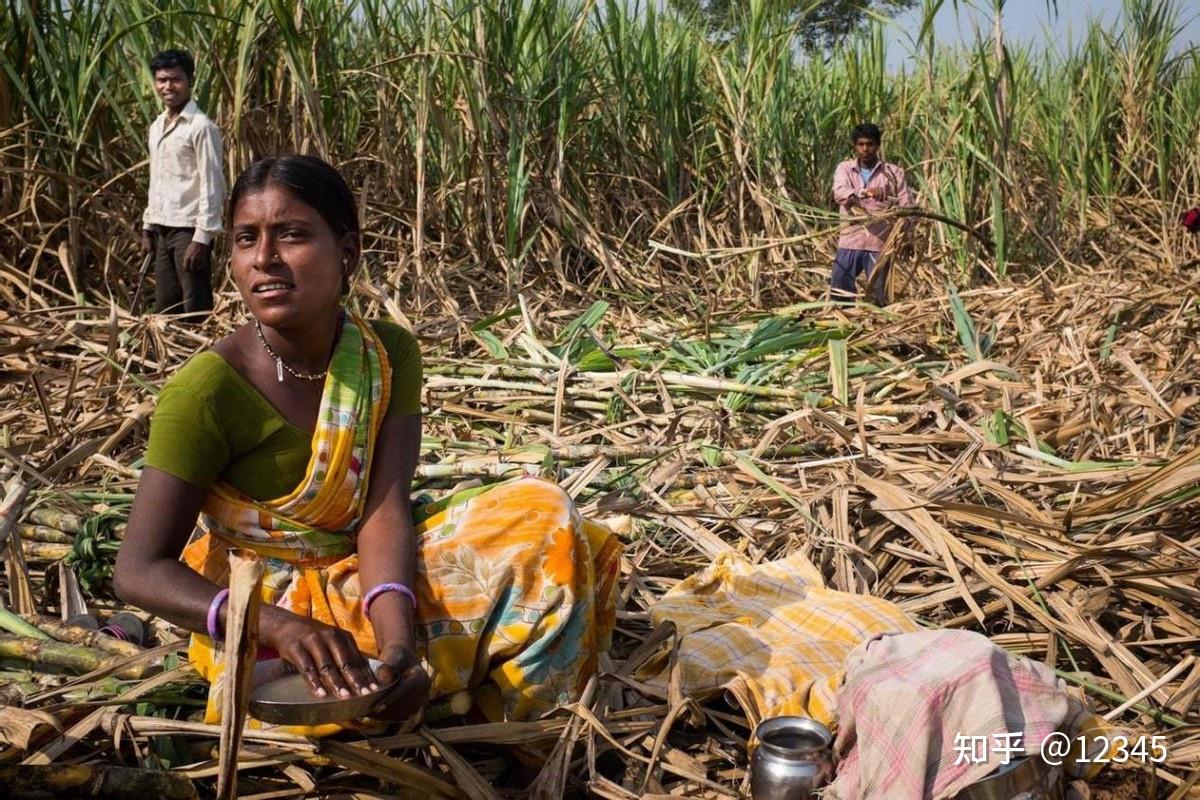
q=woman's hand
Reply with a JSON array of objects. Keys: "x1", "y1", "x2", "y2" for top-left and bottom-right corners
[
  {"x1": 266, "y1": 614, "x2": 377, "y2": 699},
  {"x1": 371, "y1": 642, "x2": 430, "y2": 721}
]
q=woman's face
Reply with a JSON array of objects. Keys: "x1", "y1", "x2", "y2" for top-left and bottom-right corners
[{"x1": 230, "y1": 183, "x2": 356, "y2": 330}]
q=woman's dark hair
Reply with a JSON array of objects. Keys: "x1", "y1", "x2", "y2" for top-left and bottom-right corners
[
  {"x1": 149, "y1": 49, "x2": 195, "y2": 83},
  {"x1": 851, "y1": 122, "x2": 883, "y2": 144},
  {"x1": 228, "y1": 155, "x2": 360, "y2": 239}
]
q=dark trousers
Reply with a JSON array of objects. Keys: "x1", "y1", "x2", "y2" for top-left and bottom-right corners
[
  {"x1": 152, "y1": 225, "x2": 213, "y2": 317},
  {"x1": 831, "y1": 247, "x2": 888, "y2": 305}
]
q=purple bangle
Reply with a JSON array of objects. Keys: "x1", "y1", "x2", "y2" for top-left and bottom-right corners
[
  {"x1": 363, "y1": 582, "x2": 417, "y2": 620},
  {"x1": 207, "y1": 588, "x2": 230, "y2": 642},
  {"x1": 99, "y1": 624, "x2": 130, "y2": 642}
]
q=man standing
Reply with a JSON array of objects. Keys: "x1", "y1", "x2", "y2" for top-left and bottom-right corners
[
  {"x1": 830, "y1": 123, "x2": 915, "y2": 305},
  {"x1": 140, "y1": 49, "x2": 225, "y2": 317},
  {"x1": 1183, "y1": 204, "x2": 1200, "y2": 233}
]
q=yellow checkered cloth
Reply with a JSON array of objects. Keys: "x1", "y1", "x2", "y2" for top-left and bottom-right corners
[{"x1": 640, "y1": 552, "x2": 919, "y2": 727}]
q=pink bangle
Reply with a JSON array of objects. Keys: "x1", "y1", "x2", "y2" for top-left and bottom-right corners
[
  {"x1": 363, "y1": 582, "x2": 417, "y2": 620},
  {"x1": 207, "y1": 588, "x2": 229, "y2": 642}
]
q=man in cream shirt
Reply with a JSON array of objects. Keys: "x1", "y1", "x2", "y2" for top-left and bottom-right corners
[{"x1": 140, "y1": 49, "x2": 225, "y2": 317}]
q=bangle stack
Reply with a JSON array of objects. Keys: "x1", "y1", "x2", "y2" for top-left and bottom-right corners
[
  {"x1": 207, "y1": 588, "x2": 230, "y2": 642},
  {"x1": 363, "y1": 582, "x2": 417, "y2": 620}
]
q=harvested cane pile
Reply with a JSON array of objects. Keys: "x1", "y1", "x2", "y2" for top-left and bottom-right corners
[{"x1": 2, "y1": 261, "x2": 1200, "y2": 799}]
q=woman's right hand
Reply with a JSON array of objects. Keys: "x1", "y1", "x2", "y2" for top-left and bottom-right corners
[{"x1": 265, "y1": 614, "x2": 378, "y2": 699}]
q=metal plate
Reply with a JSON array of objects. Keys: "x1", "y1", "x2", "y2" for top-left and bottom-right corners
[{"x1": 248, "y1": 658, "x2": 398, "y2": 725}]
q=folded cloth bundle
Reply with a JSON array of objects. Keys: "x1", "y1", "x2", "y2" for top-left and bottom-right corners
[
  {"x1": 636, "y1": 554, "x2": 1112, "y2": 800},
  {"x1": 637, "y1": 552, "x2": 918, "y2": 726},
  {"x1": 824, "y1": 630, "x2": 1113, "y2": 800}
]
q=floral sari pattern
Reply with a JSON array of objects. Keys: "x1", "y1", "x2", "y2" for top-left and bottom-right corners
[{"x1": 181, "y1": 313, "x2": 620, "y2": 733}]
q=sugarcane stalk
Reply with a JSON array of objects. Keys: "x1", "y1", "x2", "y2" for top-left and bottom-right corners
[
  {"x1": 63, "y1": 491, "x2": 134, "y2": 504},
  {"x1": 26, "y1": 508, "x2": 85, "y2": 535},
  {"x1": 425, "y1": 361, "x2": 558, "y2": 378},
  {"x1": 427, "y1": 370, "x2": 838, "y2": 404},
  {"x1": 434, "y1": 384, "x2": 918, "y2": 417},
  {"x1": 0, "y1": 634, "x2": 145, "y2": 679},
  {"x1": 1055, "y1": 669, "x2": 1188, "y2": 728},
  {"x1": 27, "y1": 614, "x2": 143, "y2": 658},
  {"x1": 427, "y1": 441, "x2": 829, "y2": 465},
  {"x1": 0, "y1": 634, "x2": 109, "y2": 673},
  {"x1": 416, "y1": 462, "x2": 541, "y2": 480},
  {"x1": 17, "y1": 524, "x2": 74, "y2": 544},
  {"x1": 424, "y1": 374, "x2": 603, "y2": 398},
  {"x1": 433, "y1": 392, "x2": 610, "y2": 412},
  {"x1": 20, "y1": 541, "x2": 72, "y2": 560},
  {"x1": 0, "y1": 765, "x2": 198, "y2": 800}
]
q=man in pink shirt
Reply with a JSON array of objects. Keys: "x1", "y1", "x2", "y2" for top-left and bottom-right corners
[
  {"x1": 1183, "y1": 205, "x2": 1200, "y2": 233},
  {"x1": 830, "y1": 123, "x2": 916, "y2": 305}
]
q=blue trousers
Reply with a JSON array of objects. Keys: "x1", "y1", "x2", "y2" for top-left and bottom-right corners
[{"x1": 831, "y1": 248, "x2": 887, "y2": 305}]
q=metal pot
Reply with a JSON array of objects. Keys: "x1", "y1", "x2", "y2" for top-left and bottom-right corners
[
  {"x1": 954, "y1": 756, "x2": 1064, "y2": 800},
  {"x1": 749, "y1": 716, "x2": 835, "y2": 800}
]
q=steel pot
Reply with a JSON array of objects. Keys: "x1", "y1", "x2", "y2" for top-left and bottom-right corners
[
  {"x1": 749, "y1": 716, "x2": 835, "y2": 800},
  {"x1": 954, "y1": 755, "x2": 1064, "y2": 800}
]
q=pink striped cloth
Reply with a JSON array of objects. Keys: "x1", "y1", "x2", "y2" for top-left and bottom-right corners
[{"x1": 825, "y1": 630, "x2": 1107, "y2": 800}]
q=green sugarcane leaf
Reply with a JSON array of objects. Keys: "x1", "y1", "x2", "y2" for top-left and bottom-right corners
[
  {"x1": 984, "y1": 409, "x2": 1010, "y2": 446},
  {"x1": 698, "y1": 443, "x2": 723, "y2": 467},
  {"x1": 0, "y1": 608, "x2": 51, "y2": 640},
  {"x1": 948, "y1": 283, "x2": 981, "y2": 361},
  {"x1": 556, "y1": 301, "x2": 610, "y2": 345},
  {"x1": 472, "y1": 329, "x2": 508, "y2": 360}
]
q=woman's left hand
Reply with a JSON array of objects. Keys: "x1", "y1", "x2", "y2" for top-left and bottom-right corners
[{"x1": 371, "y1": 643, "x2": 430, "y2": 721}]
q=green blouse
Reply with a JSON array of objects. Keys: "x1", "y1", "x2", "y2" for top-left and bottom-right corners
[{"x1": 145, "y1": 319, "x2": 421, "y2": 501}]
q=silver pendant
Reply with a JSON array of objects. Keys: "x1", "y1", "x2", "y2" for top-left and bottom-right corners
[{"x1": 276, "y1": 358, "x2": 284, "y2": 383}]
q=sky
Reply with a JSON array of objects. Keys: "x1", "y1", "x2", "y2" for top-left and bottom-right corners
[{"x1": 883, "y1": 0, "x2": 1200, "y2": 69}]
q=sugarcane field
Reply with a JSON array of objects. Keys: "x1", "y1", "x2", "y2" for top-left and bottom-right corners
[{"x1": 2, "y1": 0, "x2": 1199, "y2": 798}]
